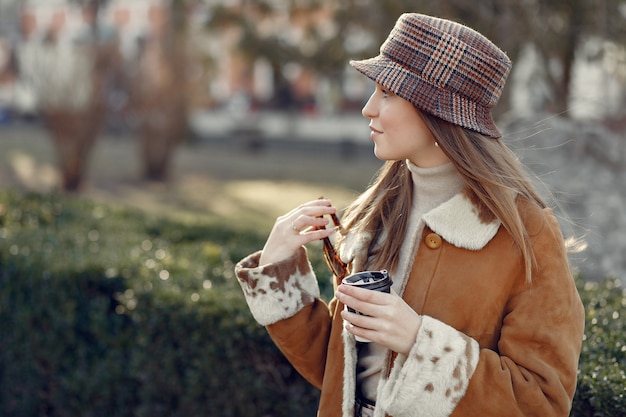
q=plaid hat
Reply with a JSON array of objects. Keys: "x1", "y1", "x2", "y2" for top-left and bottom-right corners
[{"x1": 350, "y1": 13, "x2": 511, "y2": 139}]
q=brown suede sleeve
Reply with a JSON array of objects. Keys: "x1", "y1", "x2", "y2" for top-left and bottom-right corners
[{"x1": 266, "y1": 298, "x2": 336, "y2": 389}]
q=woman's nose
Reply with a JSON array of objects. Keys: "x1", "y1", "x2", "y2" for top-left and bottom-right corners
[{"x1": 361, "y1": 92, "x2": 377, "y2": 119}]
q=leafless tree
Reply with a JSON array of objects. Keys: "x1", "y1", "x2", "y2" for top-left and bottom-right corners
[
  {"x1": 128, "y1": 1, "x2": 188, "y2": 181},
  {"x1": 18, "y1": 0, "x2": 117, "y2": 191}
]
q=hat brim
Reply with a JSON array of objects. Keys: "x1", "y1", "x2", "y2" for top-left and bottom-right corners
[{"x1": 350, "y1": 54, "x2": 502, "y2": 139}]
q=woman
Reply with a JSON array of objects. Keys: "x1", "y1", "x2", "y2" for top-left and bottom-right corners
[{"x1": 235, "y1": 13, "x2": 584, "y2": 417}]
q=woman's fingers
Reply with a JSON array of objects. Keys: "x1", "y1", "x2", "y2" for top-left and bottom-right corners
[
  {"x1": 288, "y1": 213, "x2": 329, "y2": 234},
  {"x1": 259, "y1": 198, "x2": 338, "y2": 265},
  {"x1": 336, "y1": 285, "x2": 422, "y2": 354},
  {"x1": 280, "y1": 200, "x2": 337, "y2": 236},
  {"x1": 337, "y1": 284, "x2": 386, "y2": 312},
  {"x1": 283, "y1": 197, "x2": 333, "y2": 217},
  {"x1": 286, "y1": 198, "x2": 334, "y2": 223}
]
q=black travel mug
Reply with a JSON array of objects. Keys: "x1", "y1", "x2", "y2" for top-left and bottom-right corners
[{"x1": 341, "y1": 269, "x2": 392, "y2": 342}]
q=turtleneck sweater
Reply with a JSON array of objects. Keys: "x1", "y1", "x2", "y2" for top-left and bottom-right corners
[{"x1": 357, "y1": 160, "x2": 465, "y2": 402}]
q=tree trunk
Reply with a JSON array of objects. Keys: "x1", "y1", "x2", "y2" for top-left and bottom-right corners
[
  {"x1": 131, "y1": 4, "x2": 187, "y2": 182},
  {"x1": 44, "y1": 107, "x2": 102, "y2": 191}
]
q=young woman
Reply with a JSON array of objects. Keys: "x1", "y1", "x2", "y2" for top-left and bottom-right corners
[{"x1": 235, "y1": 13, "x2": 585, "y2": 417}]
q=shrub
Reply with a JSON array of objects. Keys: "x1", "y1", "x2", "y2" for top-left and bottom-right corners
[
  {"x1": 572, "y1": 276, "x2": 626, "y2": 417},
  {"x1": 0, "y1": 190, "x2": 320, "y2": 417},
  {"x1": 0, "y1": 189, "x2": 624, "y2": 416}
]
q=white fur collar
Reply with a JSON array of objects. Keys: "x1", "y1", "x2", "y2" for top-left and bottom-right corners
[
  {"x1": 422, "y1": 192, "x2": 501, "y2": 251},
  {"x1": 339, "y1": 190, "x2": 501, "y2": 268}
]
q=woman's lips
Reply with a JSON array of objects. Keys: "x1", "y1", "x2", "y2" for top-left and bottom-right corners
[{"x1": 369, "y1": 125, "x2": 383, "y2": 138}]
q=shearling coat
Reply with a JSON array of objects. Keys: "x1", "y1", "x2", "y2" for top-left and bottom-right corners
[{"x1": 235, "y1": 189, "x2": 585, "y2": 417}]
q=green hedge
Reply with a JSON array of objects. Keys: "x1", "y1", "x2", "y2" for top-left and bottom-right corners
[
  {"x1": 0, "y1": 190, "x2": 624, "y2": 416},
  {"x1": 572, "y1": 277, "x2": 626, "y2": 416},
  {"x1": 0, "y1": 190, "x2": 324, "y2": 416}
]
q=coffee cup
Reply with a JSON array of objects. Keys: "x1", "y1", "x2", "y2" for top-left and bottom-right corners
[{"x1": 341, "y1": 269, "x2": 392, "y2": 342}]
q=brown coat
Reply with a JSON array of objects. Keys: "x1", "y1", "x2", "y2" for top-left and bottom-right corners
[{"x1": 235, "y1": 190, "x2": 585, "y2": 417}]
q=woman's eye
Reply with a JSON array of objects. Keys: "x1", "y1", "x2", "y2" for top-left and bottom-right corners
[{"x1": 375, "y1": 84, "x2": 391, "y2": 97}]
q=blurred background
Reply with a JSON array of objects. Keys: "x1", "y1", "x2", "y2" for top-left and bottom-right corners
[{"x1": 0, "y1": 0, "x2": 625, "y2": 282}]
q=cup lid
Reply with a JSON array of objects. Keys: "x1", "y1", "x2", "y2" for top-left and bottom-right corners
[{"x1": 342, "y1": 269, "x2": 389, "y2": 286}]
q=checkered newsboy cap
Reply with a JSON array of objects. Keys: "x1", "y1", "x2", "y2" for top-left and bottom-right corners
[{"x1": 350, "y1": 13, "x2": 512, "y2": 139}]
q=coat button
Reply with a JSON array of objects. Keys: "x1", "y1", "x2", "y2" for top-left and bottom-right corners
[{"x1": 425, "y1": 233, "x2": 442, "y2": 249}]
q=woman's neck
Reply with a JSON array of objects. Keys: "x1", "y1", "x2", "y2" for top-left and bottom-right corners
[{"x1": 406, "y1": 160, "x2": 465, "y2": 213}]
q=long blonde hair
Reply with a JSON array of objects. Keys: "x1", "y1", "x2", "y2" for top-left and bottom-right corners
[{"x1": 341, "y1": 111, "x2": 547, "y2": 282}]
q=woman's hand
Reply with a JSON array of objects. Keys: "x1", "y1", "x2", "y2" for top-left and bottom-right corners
[
  {"x1": 336, "y1": 284, "x2": 422, "y2": 355},
  {"x1": 259, "y1": 198, "x2": 337, "y2": 266}
]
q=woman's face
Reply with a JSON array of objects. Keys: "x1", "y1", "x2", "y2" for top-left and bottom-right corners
[{"x1": 362, "y1": 83, "x2": 450, "y2": 167}]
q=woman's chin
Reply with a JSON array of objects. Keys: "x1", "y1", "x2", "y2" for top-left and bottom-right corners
[{"x1": 372, "y1": 146, "x2": 387, "y2": 161}]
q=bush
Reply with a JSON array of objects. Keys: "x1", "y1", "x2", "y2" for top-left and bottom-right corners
[
  {"x1": 0, "y1": 190, "x2": 320, "y2": 417},
  {"x1": 0, "y1": 189, "x2": 624, "y2": 416},
  {"x1": 572, "y1": 276, "x2": 626, "y2": 417}
]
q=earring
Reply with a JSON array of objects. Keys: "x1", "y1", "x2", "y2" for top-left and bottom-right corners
[{"x1": 434, "y1": 141, "x2": 439, "y2": 147}]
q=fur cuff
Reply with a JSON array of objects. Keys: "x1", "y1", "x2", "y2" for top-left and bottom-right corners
[
  {"x1": 234, "y1": 247, "x2": 320, "y2": 326},
  {"x1": 377, "y1": 316, "x2": 479, "y2": 417}
]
